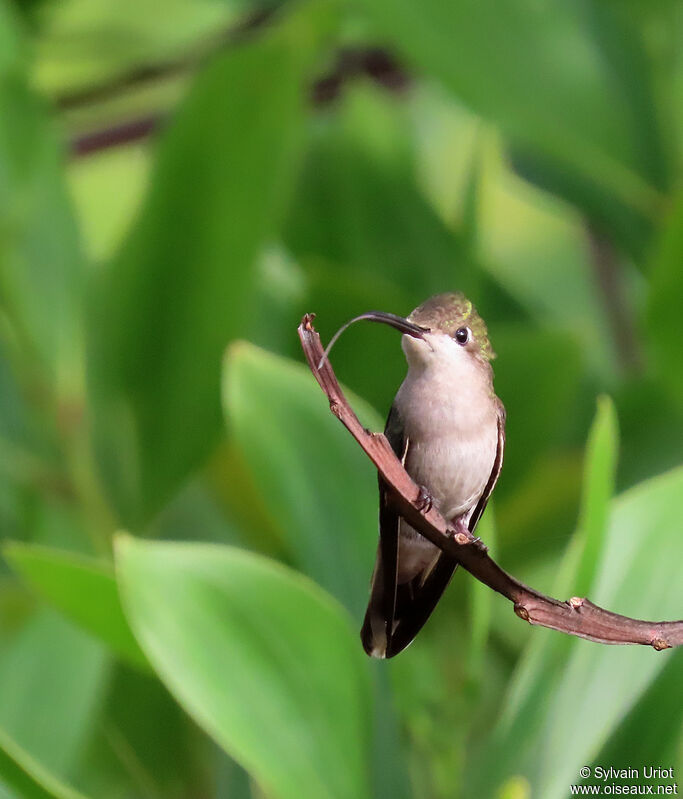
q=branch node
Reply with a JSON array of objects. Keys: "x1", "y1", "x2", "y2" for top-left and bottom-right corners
[
  {"x1": 514, "y1": 604, "x2": 530, "y2": 622},
  {"x1": 651, "y1": 638, "x2": 670, "y2": 651}
]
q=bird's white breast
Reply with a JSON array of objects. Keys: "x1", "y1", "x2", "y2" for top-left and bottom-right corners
[
  {"x1": 396, "y1": 375, "x2": 498, "y2": 518},
  {"x1": 393, "y1": 334, "x2": 499, "y2": 581}
]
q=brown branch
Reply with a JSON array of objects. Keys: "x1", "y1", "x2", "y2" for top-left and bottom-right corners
[
  {"x1": 70, "y1": 115, "x2": 163, "y2": 158},
  {"x1": 298, "y1": 313, "x2": 683, "y2": 650}
]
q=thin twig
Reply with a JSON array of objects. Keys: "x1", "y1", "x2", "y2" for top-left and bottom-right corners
[
  {"x1": 70, "y1": 115, "x2": 162, "y2": 157},
  {"x1": 298, "y1": 314, "x2": 683, "y2": 650}
]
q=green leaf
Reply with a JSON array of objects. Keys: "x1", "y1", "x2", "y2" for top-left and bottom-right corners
[
  {"x1": 493, "y1": 327, "x2": 583, "y2": 504},
  {"x1": 72, "y1": 662, "x2": 219, "y2": 799},
  {"x1": 591, "y1": 647, "x2": 683, "y2": 779},
  {"x1": 0, "y1": 726, "x2": 90, "y2": 799},
  {"x1": 286, "y1": 86, "x2": 476, "y2": 301},
  {"x1": 283, "y1": 85, "x2": 523, "y2": 413},
  {"x1": 2, "y1": 543, "x2": 147, "y2": 670},
  {"x1": 0, "y1": 1, "x2": 23, "y2": 75},
  {"x1": 647, "y1": 191, "x2": 683, "y2": 403},
  {"x1": 492, "y1": 397, "x2": 618, "y2": 738},
  {"x1": 0, "y1": 73, "x2": 85, "y2": 396},
  {"x1": 354, "y1": 0, "x2": 662, "y2": 243},
  {"x1": 0, "y1": 609, "x2": 108, "y2": 779},
  {"x1": 533, "y1": 467, "x2": 683, "y2": 798},
  {"x1": 511, "y1": 2, "x2": 676, "y2": 258},
  {"x1": 223, "y1": 342, "x2": 380, "y2": 618},
  {"x1": 582, "y1": 1, "x2": 675, "y2": 193},
  {"x1": 115, "y1": 536, "x2": 372, "y2": 799},
  {"x1": 470, "y1": 464, "x2": 683, "y2": 799},
  {"x1": 559, "y1": 395, "x2": 619, "y2": 597},
  {"x1": 223, "y1": 343, "x2": 411, "y2": 799},
  {"x1": 465, "y1": 510, "x2": 496, "y2": 690},
  {"x1": 469, "y1": 398, "x2": 618, "y2": 794},
  {"x1": 88, "y1": 2, "x2": 334, "y2": 524}
]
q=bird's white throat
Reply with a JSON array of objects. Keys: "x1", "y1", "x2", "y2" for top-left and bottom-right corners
[{"x1": 397, "y1": 332, "x2": 495, "y2": 439}]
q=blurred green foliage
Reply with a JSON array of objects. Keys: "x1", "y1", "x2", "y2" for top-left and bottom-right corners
[{"x1": 0, "y1": 0, "x2": 681, "y2": 797}]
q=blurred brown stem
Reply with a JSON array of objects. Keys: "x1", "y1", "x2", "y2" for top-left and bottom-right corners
[
  {"x1": 586, "y1": 223, "x2": 643, "y2": 373},
  {"x1": 70, "y1": 116, "x2": 162, "y2": 157},
  {"x1": 298, "y1": 314, "x2": 683, "y2": 650},
  {"x1": 60, "y1": 3, "x2": 408, "y2": 158}
]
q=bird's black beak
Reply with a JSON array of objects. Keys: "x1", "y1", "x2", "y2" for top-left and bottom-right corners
[{"x1": 318, "y1": 311, "x2": 429, "y2": 369}]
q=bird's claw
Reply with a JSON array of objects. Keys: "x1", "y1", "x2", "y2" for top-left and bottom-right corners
[
  {"x1": 451, "y1": 518, "x2": 488, "y2": 551},
  {"x1": 414, "y1": 485, "x2": 433, "y2": 513}
]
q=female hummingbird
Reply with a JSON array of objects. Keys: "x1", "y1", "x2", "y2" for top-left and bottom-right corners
[{"x1": 357, "y1": 293, "x2": 505, "y2": 658}]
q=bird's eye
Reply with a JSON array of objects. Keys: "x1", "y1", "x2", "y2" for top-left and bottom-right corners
[{"x1": 454, "y1": 327, "x2": 470, "y2": 345}]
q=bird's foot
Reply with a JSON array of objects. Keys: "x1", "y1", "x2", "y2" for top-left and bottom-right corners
[
  {"x1": 414, "y1": 485, "x2": 434, "y2": 513},
  {"x1": 451, "y1": 517, "x2": 488, "y2": 551}
]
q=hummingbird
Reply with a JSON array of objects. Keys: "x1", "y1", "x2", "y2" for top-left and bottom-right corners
[{"x1": 353, "y1": 293, "x2": 506, "y2": 658}]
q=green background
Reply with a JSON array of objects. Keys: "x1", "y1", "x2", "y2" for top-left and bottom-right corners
[{"x1": 0, "y1": 0, "x2": 681, "y2": 797}]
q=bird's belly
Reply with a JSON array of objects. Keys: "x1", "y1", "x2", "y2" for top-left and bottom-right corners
[
  {"x1": 397, "y1": 427, "x2": 497, "y2": 583},
  {"x1": 406, "y1": 427, "x2": 497, "y2": 519}
]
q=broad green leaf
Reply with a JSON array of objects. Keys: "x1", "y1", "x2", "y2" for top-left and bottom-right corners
[
  {"x1": 2, "y1": 543, "x2": 147, "y2": 670},
  {"x1": 0, "y1": 1, "x2": 23, "y2": 75},
  {"x1": 72, "y1": 662, "x2": 221, "y2": 799},
  {"x1": 66, "y1": 145, "x2": 150, "y2": 264},
  {"x1": 285, "y1": 86, "x2": 462, "y2": 412},
  {"x1": 0, "y1": 342, "x2": 41, "y2": 545},
  {"x1": 0, "y1": 71, "x2": 85, "y2": 398},
  {"x1": 465, "y1": 510, "x2": 496, "y2": 690},
  {"x1": 470, "y1": 465, "x2": 683, "y2": 798},
  {"x1": 558, "y1": 396, "x2": 619, "y2": 597},
  {"x1": 476, "y1": 142, "x2": 614, "y2": 377},
  {"x1": 511, "y1": 2, "x2": 676, "y2": 258},
  {"x1": 591, "y1": 647, "x2": 683, "y2": 779},
  {"x1": 115, "y1": 536, "x2": 372, "y2": 799},
  {"x1": 222, "y1": 344, "x2": 411, "y2": 799},
  {"x1": 535, "y1": 467, "x2": 683, "y2": 798},
  {"x1": 0, "y1": 726, "x2": 89, "y2": 799},
  {"x1": 367, "y1": 666, "x2": 411, "y2": 799},
  {"x1": 489, "y1": 398, "x2": 619, "y2": 755},
  {"x1": 492, "y1": 327, "x2": 583, "y2": 509},
  {"x1": 0, "y1": 609, "x2": 108, "y2": 779},
  {"x1": 647, "y1": 191, "x2": 683, "y2": 403},
  {"x1": 355, "y1": 0, "x2": 662, "y2": 245},
  {"x1": 615, "y1": 376, "x2": 683, "y2": 490},
  {"x1": 223, "y1": 342, "x2": 380, "y2": 618},
  {"x1": 33, "y1": 0, "x2": 236, "y2": 94},
  {"x1": 582, "y1": 1, "x2": 676, "y2": 193},
  {"x1": 469, "y1": 397, "x2": 617, "y2": 794},
  {"x1": 88, "y1": 2, "x2": 334, "y2": 524},
  {"x1": 284, "y1": 85, "x2": 521, "y2": 411},
  {"x1": 286, "y1": 86, "x2": 477, "y2": 301}
]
